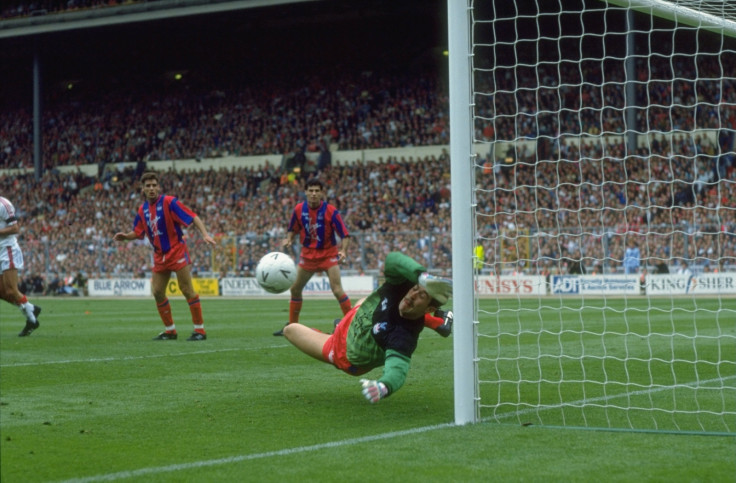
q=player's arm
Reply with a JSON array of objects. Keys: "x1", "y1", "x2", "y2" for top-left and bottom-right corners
[
  {"x1": 115, "y1": 211, "x2": 147, "y2": 242},
  {"x1": 168, "y1": 198, "x2": 215, "y2": 246},
  {"x1": 361, "y1": 349, "x2": 411, "y2": 403},
  {"x1": 191, "y1": 215, "x2": 216, "y2": 246},
  {"x1": 383, "y1": 252, "x2": 425, "y2": 285},
  {"x1": 337, "y1": 235, "x2": 350, "y2": 262},
  {"x1": 281, "y1": 230, "x2": 297, "y2": 249},
  {"x1": 114, "y1": 223, "x2": 143, "y2": 242},
  {"x1": 0, "y1": 220, "x2": 20, "y2": 236},
  {"x1": 282, "y1": 210, "x2": 300, "y2": 248},
  {"x1": 113, "y1": 230, "x2": 138, "y2": 242},
  {"x1": 332, "y1": 210, "x2": 350, "y2": 262}
]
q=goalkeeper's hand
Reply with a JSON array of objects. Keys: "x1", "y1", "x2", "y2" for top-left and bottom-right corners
[
  {"x1": 434, "y1": 309, "x2": 454, "y2": 338},
  {"x1": 360, "y1": 379, "x2": 388, "y2": 403},
  {"x1": 418, "y1": 272, "x2": 452, "y2": 305}
]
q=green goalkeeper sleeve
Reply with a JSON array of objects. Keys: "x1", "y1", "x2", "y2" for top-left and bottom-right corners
[
  {"x1": 378, "y1": 349, "x2": 411, "y2": 395},
  {"x1": 383, "y1": 252, "x2": 426, "y2": 286}
]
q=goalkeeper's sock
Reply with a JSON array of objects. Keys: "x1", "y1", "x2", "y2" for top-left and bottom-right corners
[
  {"x1": 423, "y1": 313, "x2": 443, "y2": 330},
  {"x1": 157, "y1": 298, "x2": 175, "y2": 330},
  {"x1": 188, "y1": 295, "x2": 205, "y2": 332},
  {"x1": 338, "y1": 295, "x2": 351, "y2": 315},
  {"x1": 289, "y1": 298, "x2": 302, "y2": 324}
]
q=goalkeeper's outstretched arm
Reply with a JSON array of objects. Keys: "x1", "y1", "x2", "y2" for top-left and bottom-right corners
[{"x1": 359, "y1": 349, "x2": 412, "y2": 403}]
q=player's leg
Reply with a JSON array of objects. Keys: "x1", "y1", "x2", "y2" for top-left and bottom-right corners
[
  {"x1": 289, "y1": 265, "x2": 314, "y2": 324},
  {"x1": 0, "y1": 269, "x2": 11, "y2": 304},
  {"x1": 325, "y1": 264, "x2": 351, "y2": 315},
  {"x1": 2, "y1": 267, "x2": 22, "y2": 305},
  {"x1": 424, "y1": 309, "x2": 454, "y2": 337},
  {"x1": 424, "y1": 312, "x2": 443, "y2": 329},
  {"x1": 175, "y1": 264, "x2": 206, "y2": 341},
  {"x1": 273, "y1": 266, "x2": 314, "y2": 336},
  {"x1": 151, "y1": 270, "x2": 177, "y2": 340},
  {"x1": 1, "y1": 260, "x2": 41, "y2": 336},
  {"x1": 283, "y1": 323, "x2": 331, "y2": 362}
]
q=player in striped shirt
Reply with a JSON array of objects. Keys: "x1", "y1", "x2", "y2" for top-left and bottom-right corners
[
  {"x1": 114, "y1": 171, "x2": 216, "y2": 341},
  {"x1": 274, "y1": 178, "x2": 452, "y2": 338},
  {"x1": 274, "y1": 178, "x2": 352, "y2": 336}
]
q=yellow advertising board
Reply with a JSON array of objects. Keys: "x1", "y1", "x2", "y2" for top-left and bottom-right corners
[{"x1": 166, "y1": 278, "x2": 219, "y2": 297}]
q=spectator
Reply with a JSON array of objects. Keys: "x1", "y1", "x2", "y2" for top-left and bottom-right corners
[
  {"x1": 677, "y1": 260, "x2": 693, "y2": 277},
  {"x1": 623, "y1": 241, "x2": 641, "y2": 275},
  {"x1": 566, "y1": 250, "x2": 587, "y2": 275}
]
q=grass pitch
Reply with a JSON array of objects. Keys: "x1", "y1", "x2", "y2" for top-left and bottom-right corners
[{"x1": 1, "y1": 297, "x2": 734, "y2": 482}]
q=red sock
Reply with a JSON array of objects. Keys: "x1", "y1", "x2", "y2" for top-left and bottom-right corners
[
  {"x1": 188, "y1": 295, "x2": 205, "y2": 333},
  {"x1": 156, "y1": 298, "x2": 175, "y2": 331},
  {"x1": 424, "y1": 313, "x2": 443, "y2": 330},
  {"x1": 289, "y1": 298, "x2": 303, "y2": 324},
  {"x1": 338, "y1": 294, "x2": 351, "y2": 315}
]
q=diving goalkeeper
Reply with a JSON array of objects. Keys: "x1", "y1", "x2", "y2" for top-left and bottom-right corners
[{"x1": 283, "y1": 252, "x2": 453, "y2": 403}]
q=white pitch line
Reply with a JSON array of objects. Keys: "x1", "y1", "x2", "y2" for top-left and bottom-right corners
[
  {"x1": 55, "y1": 423, "x2": 457, "y2": 483},
  {"x1": 51, "y1": 374, "x2": 736, "y2": 483},
  {"x1": 0, "y1": 345, "x2": 290, "y2": 368}
]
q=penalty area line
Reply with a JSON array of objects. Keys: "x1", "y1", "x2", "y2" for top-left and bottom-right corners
[{"x1": 55, "y1": 422, "x2": 456, "y2": 483}]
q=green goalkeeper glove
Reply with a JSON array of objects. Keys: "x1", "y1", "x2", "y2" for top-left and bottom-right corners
[{"x1": 361, "y1": 379, "x2": 388, "y2": 403}]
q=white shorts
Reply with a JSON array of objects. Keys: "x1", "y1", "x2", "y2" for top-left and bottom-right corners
[{"x1": 0, "y1": 245, "x2": 25, "y2": 272}]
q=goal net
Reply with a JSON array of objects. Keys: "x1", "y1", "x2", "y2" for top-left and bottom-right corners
[{"x1": 449, "y1": 0, "x2": 736, "y2": 433}]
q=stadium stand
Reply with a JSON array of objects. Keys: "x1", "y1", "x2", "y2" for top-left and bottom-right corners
[
  {"x1": 1, "y1": 15, "x2": 733, "y2": 283},
  {"x1": 1, "y1": 1, "x2": 146, "y2": 19},
  {"x1": 2, "y1": 54, "x2": 733, "y2": 170}
]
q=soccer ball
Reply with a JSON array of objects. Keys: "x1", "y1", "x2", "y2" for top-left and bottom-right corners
[{"x1": 256, "y1": 252, "x2": 297, "y2": 294}]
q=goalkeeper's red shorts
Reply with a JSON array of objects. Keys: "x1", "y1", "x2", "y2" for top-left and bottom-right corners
[
  {"x1": 322, "y1": 305, "x2": 370, "y2": 377},
  {"x1": 298, "y1": 246, "x2": 339, "y2": 272}
]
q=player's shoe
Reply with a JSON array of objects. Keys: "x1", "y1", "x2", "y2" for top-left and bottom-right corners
[
  {"x1": 187, "y1": 332, "x2": 207, "y2": 341},
  {"x1": 331, "y1": 318, "x2": 341, "y2": 334},
  {"x1": 153, "y1": 331, "x2": 178, "y2": 340},
  {"x1": 273, "y1": 324, "x2": 287, "y2": 336},
  {"x1": 18, "y1": 305, "x2": 41, "y2": 337},
  {"x1": 18, "y1": 320, "x2": 39, "y2": 337},
  {"x1": 433, "y1": 309, "x2": 453, "y2": 338}
]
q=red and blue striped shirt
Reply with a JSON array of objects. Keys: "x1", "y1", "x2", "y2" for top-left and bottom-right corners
[
  {"x1": 133, "y1": 195, "x2": 196, "y2": 254},
  {"x1": 288, "y1": 200, "x2": 349, "y2": 251}
]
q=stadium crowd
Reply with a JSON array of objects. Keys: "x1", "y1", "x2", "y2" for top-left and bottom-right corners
[
  {"x1": 1, "y1": 0, "x2": 148, "y2": 19},
  {"x1": 2, "y1": 53, "x2": 735, "y2": 171},
  {"x1": 2, "y1": 129, "x2": 734, "y2": 294},
  {"x1": 1, "y1": 152, "x2": 454, "y2": 287},
  {"x1": 2, "y1": 46, "x2": 735, "y2": 291},
  {"x1": 1, "y1": 68, "x2": 447, "y2": 171},
  {"x1": 478, "y1": 132, "x2": 735, "y2": 276}
]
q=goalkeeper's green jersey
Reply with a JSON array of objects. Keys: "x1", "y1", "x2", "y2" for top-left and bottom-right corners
[{"x1": 345, "y1": 252, "x2": 426, "y2": 395}]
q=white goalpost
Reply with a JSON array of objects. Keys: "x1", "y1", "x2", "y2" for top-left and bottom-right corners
[{"x1": 449, "y1": 0, "x2": 736, "y2": 432}]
